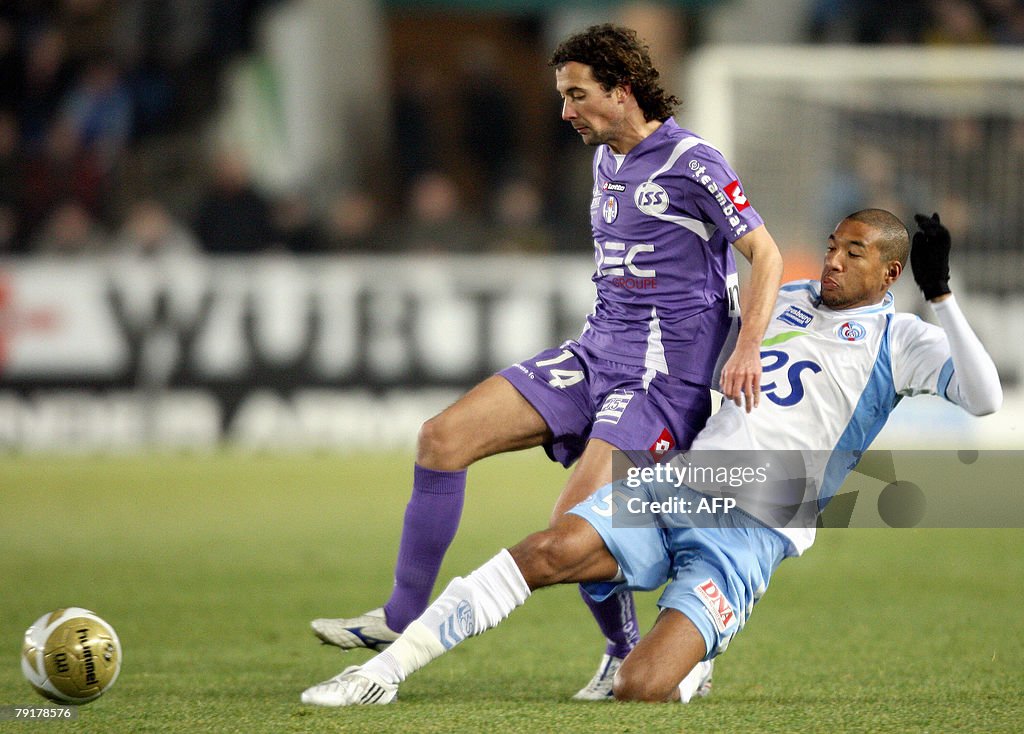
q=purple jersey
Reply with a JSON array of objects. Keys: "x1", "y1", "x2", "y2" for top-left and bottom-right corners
[{"x1": 579, "y1": 118, "x2": 765, "y2": 386}]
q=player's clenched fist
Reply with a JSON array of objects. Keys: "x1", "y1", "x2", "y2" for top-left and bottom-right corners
[{"x1": 911, "y1": 213, "x2": 951, "y2": 301}]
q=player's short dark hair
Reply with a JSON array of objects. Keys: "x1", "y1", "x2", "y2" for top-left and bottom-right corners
[
  {"x1": 549, "y1": 24, "x2": 680, "y2": 123},
  {"x1": 846, "y1": 208, "x2": 910, "y2": 266}
]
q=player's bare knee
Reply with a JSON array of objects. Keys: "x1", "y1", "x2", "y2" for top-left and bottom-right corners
[
  {"x1": 416, "y1": 413, "x2": 465, "y2": 470},
  {"x1": 612, "y1": 668, "x2": 672, "y2": 702},
  {"x1": 509, "y1": 528, "x2": 572, "y2": 588}
]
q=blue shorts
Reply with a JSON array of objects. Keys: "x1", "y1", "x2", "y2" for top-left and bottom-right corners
[
  {"x1": 569, "y1": 482, "x2": 787, "y2": 660},
  {"x1": 498, "y1": 341, "x2": 711, "y2": 467}
]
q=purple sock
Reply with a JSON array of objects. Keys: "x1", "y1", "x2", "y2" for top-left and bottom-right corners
[
  {"x1": 383, "y1": 464, "x2": 466, "y2": 632},
  {"x1": 579, "y1": 586, "x2": 640, "y2": 659}
]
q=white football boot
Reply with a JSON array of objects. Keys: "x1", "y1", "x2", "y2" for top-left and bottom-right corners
[
  {"x1": 572, "y1": 653, "x2": 624, "y2": 701},
  {"x1": 301, "y1": 665, "x2": 398, "y2": 707},
  {"x1": 677, "y1": 659, "x2": 714, "y2": 703},
  {"x1": 310, "y1": 607, "x2": 400, "y2": 652}
]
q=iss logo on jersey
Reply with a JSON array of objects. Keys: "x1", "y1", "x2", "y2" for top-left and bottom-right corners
[
  {"x1": 649, "y1": 427, "x2": 676, "y2": 459},
  {"x1": 602, "y1": 196, "x2": 618, "y2": 223},
  {"x1": 635, "y1": 182, "x2": 670, "y2": 215},
  {"x1": 723, "y1": 180, "x2": 750, "y2": 211},
  {"x1": 595, "y1": 390, "x2": 634, "y2": 424},
  {"x1": 694, "y1": 578, "x2": 735, "y2": 633},
  {"x1": 837, "y1": 321, "x2": 867, "y2": 342}
]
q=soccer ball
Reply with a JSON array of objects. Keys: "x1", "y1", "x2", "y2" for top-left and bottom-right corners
[{"x1": 21, "y1": 608, "x2": 122, "y2": 704}]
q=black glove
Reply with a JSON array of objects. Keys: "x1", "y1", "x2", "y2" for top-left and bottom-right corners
[{"x1": 911, "y1": 212, "x2": 951, "y2": 300}]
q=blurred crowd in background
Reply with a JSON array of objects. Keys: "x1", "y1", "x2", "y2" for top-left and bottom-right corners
[{"x1": 1, "y1": 0, "x2": 1022, "y2": 259}]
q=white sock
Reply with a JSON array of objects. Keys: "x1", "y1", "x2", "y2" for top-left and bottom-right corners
[
  {"x1": 678, "y1": 660, "x2": 711, "y2": 703},
  {"x1": 362, "y1": 548, "x2": 531, "y2": 684}
]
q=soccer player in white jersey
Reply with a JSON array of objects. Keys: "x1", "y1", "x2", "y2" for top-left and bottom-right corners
[
  {"x1": 310, "y1": 24, "x2": 783, "y2": 699},
  {"x1": 301, "y1": 209, "x2": 1001, "y2": 706}
]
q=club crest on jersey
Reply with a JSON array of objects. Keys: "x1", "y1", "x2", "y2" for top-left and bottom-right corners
[
  {"x1": 595, "y1": 390, "x2": 634, "y2": 424},
  {"x1": 778, "y1": 305, "x2": 814, "y2": 328},
  {"x1": 602, "y1": 195, "x2": 618, "y2": 223},
  {"x1": 635, "y1": 182, "x2": 670, "y2": 215},
  {"x1": 694, "y1": 578, "x2": 735, "y2": 633},
  {"x1": 837, "y1": 321, "x2": 867, "y2": 342},
  {"x1": 649, "y1": 428, "x2": 676, "y2": 459}
]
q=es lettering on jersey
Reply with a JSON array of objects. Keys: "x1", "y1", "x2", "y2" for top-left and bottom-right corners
[{"x1": 692, "y1": 280, "x2": 956, "y2": 556}]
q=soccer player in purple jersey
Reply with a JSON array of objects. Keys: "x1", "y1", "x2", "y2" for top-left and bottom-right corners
[{"x1": 310, "y1": 24, "x2": 784, "y2": 698}]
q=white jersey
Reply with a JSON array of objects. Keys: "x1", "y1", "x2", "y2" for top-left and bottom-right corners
[{"x1": 691, "y1": 280, "x2": 957, "y2": 556}]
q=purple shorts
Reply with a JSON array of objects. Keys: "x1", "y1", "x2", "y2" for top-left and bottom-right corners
[{"x1": 499, "y1": 341, "x2": 712, "y2": 468}]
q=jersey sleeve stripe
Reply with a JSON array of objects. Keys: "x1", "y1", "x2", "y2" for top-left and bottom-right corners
[
  {"x1": 937, "y1": 357, "x2": 955, "y2": 401},
  {"x1": 648, "y1": 212, "x2": 718, "y2": 241},
  {"x1": 820, "y1": 313, "x2": 898, "y2": 507},
  {"x1": 646, "y1": 136, "x2": 711, "y2": 181}
]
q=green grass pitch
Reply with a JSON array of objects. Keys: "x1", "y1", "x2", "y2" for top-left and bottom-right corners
[{"x1": 1, "y1": 451, "x2": 1022, "y2": 733}]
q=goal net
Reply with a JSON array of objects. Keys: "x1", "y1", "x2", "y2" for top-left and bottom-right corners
[{"x1": 683, "y1": 46, "x2": 1024, "y2": 297}]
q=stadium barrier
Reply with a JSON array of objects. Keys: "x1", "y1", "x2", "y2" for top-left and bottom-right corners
[{"x1": 0, "y1": 255, "x2": 1018, "y2": 451}]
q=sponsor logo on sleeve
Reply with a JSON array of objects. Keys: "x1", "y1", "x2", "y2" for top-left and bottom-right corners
[
  {"x1": 687, "y1": 160, "x2": 750, "y2": 238},
  {"x1": 723, "y1": 180, "x2": 750, "y2": 211},
  {"x1": 694, "y1": 578, "x2": 736, "y2": 633}
]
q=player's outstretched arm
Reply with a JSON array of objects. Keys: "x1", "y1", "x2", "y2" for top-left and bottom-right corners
[
  {"x1": 911, "y1": 213, "x2": 1001, "y2": 416},
  {"x1": 721, "y1": 225, "x2": 784, "y2": 412}
]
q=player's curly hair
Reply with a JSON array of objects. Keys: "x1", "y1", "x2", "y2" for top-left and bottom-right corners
[{"x1": 549, "y1": 24, "x2": 680, "y2": 122}]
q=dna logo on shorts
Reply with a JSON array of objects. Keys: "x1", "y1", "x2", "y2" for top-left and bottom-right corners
[
  {"x1": 634, "y1": 182, "x2": 669, "y2": 215},
  {"x1": 837, "y1": 321, "x2": 867, "y2": 342},
  {"x1": 694, "y1": 578, "x2": 735, "y2": 633}
]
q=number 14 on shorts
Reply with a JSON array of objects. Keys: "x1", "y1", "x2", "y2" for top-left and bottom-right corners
[{"x1": 536, "y1": 349, "x2": 585, "y2": 388}]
